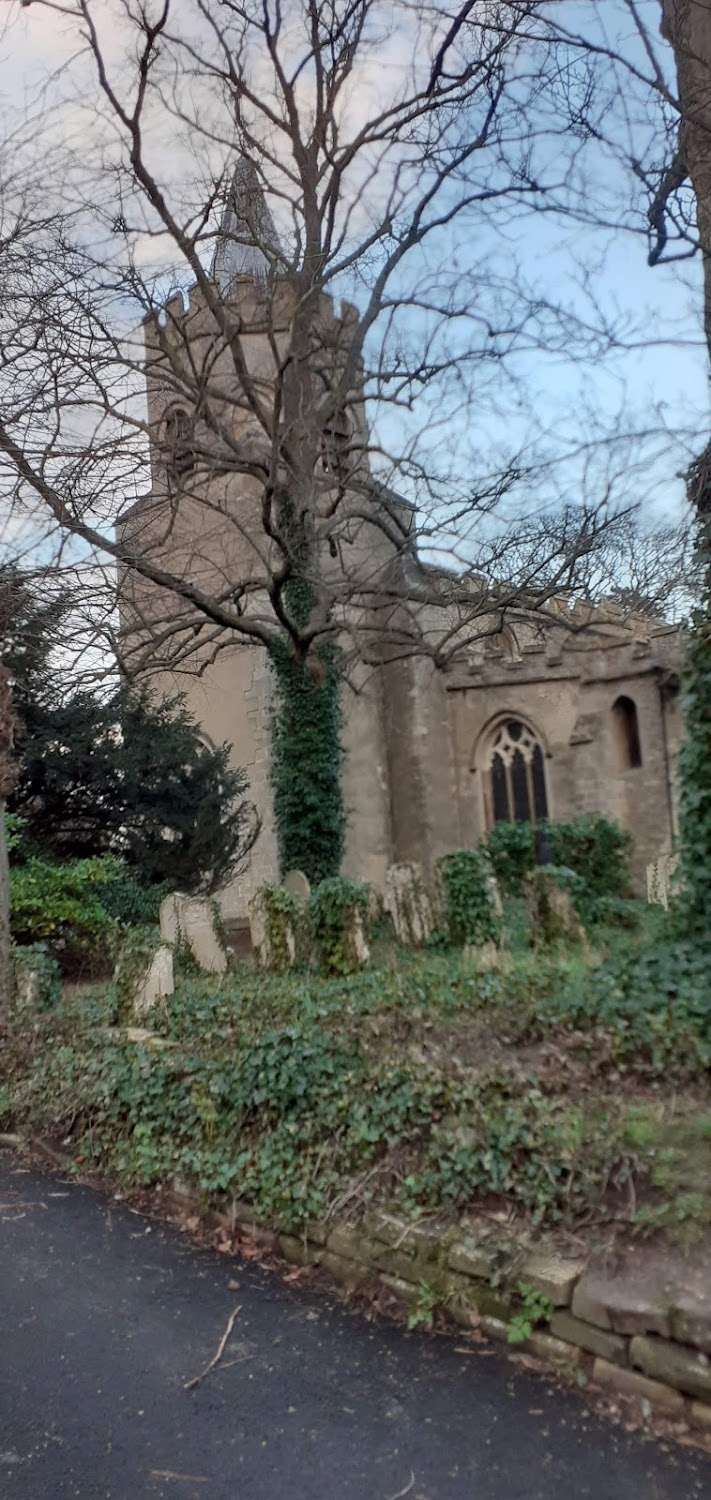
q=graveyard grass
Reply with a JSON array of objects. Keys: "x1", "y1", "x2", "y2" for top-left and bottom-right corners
[{"x1": 2, "y1": 897, "x2": 710, "y2": 1255}]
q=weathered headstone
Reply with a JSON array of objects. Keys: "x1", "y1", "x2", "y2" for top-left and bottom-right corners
[
  {"x1": 646, "y1": 851, "x2": 679, "y2": 911},
  {"x1": 132, "y1": 945, "x2": 175, "y2": 1018},
  {"x1": 308, "y1": 879, "x2": 371, "y2": 975},
  {"x1": 384, "y1": 862, "x2": 434, "y2": 947},
  {"x1": 249, "y1": 886, "x2": 298, "y2": 972},
  {"x1": 283, "y1": 869, "x2": 311, "y2": 907},
  {"x1": 486, "y1": 872, "x2": 504, "y2": 919},
  {"x1": 12, "y1": 947, "x2": 61, "y2": 1012},
  {"x1": 464, "y1": 940, "x2": 512, "y2": 973},
  {"x1": 159, "y1": 893, "x2": 228, "y2": 974},
  {"x1": 525, "y1": 868, "x2": 586, "y2": 946},
  {"x1": 114, "y1": 931, "x2": 175, "y2": 1021}
]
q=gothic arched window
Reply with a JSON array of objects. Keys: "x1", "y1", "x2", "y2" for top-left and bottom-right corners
[
  {"x1": 486, "y1": 718, "x2": 548, "y2": 824},
  {"x1": 164, "y1": 404, "x2": 195, "y2": 476},
  {"x1": 612, "y1": 695, "x2": 642, "y2": 769}
]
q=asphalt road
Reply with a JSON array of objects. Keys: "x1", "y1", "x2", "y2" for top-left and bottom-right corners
[{"x1": 0, "y1": 1149, "x2": 709, "y2": 1500}]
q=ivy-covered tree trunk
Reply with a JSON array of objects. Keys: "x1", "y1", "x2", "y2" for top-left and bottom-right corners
[
  {"x1": 676, "y1": 542, "x2": 711, "y2": 934},
  {"x1": 658, "y1": 5, "x2": 711, "y2": 922},
  {"x1": 0, "y1": 667, "x2": 17, "y2": 1009},
  {"x1": 270, "y1": 643, "x2": 345, "y2": 885}
]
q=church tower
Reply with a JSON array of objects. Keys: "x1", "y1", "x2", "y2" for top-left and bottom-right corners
[{"x1": 117, "y1": 157, "x2": 400, "y2": 920}]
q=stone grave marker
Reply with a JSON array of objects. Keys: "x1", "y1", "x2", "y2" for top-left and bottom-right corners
[
  {"x1": 159, "y1": 893, "x2": 228, "y2": 974},
  {"x1": 283, "y1": 869, "x2": 311, "y2": 907},
  {"x1": 384, "y1": 862, "x2": 433, "y2": 947},
  {"x1": 249, "y1": 886, "x2": 298, "y2": 972}
]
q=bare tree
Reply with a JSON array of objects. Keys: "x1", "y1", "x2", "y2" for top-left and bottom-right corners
[{"x1": 0, "y1": 0, "x2": 693, "y2": 877}]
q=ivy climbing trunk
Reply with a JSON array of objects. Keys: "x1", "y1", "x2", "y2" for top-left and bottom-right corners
[
  {"x1": 0, "y1": 667, "x2": 17, "y2": 1010},
  {"x1": 269, "y1": 643, "x2": 345, "y2": 885},
  {"x1": 676, "y1": 538, "x2": 711, "y2": 936},
  {"x1": 657, "y1": 4, "x2": 711, "y2": 922}
]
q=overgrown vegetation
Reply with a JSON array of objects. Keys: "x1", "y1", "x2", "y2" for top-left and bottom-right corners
[
  {"x1": 3, "y1": 899, "x2": 709, "y2": 1244},
  {"x1": 676, "y1": 551, "x2": 711, "y2": 939},
  {"x1": 437, "y1": 849, "x2": 501, "y2": 946},
  {"x1": 269, "y1": 637, "x2": 345, "y2": 886},
  {"x1": 486, "y1": 815, "x2": 632, "y2": 899},
  {"x1": 3, "y1": 566, "x2": 253, "y2": 894},
  {"x1": 307, "y1": 875, "x2": 370, "y2": 975}
]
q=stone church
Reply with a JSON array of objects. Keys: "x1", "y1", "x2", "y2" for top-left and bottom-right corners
[{"x1": 118, "y1": 162, "x2": 683, "y2": 916}]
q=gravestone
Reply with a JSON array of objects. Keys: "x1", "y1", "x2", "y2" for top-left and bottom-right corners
[
  {"x1": 384, "y1": 862, "x2": 434, "y2": 947},
  {"x1": 486, "y1": 872, "x2": 504, "y2": 919},
  {"x1": 283, "y1": 869, "x2": 311, "y2": 907},
  {"x1": 646, "y1": 851, "x2": 679, "y2": 911},
  {"x1": 464, "y1": 940, "x2": 512, "y2": 973},
  {"x1": 114, "y1": 931, "x2": 175, "y2": 1021},
  {"x1": 12, "y1": 948, "x2": 61, "y2": 1012},
  {"x1": 525, "y1": 868, "x2": 586, "y2": 947},
  {"x1": 249, "y1": 886, "x2": 298, "y2": 972},
  {"x1": 159, "y1": 893, "x2": 228, "y2": 974},
  {"x1": 132, "y1": 945, "x2": 175, "y2": 1018}
]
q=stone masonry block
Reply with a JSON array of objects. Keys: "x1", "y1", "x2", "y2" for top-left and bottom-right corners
[
  {"x1": 379, "y1": 1274, "x2": 420, "y2": 1309},
  {"x1": 305, "y1": 1220, "x2": 329, "y2": 1247},
  {"x1": 319, "y1": 1250, "x2": 369, "y2": 1289},
  {"x1": 448, "y1": 1238, "x2": 497, "y2": 1280},
  {"x1": 525, "y1": 1331, "x2": 583, "y2": 1369},
  {"x1": 480, "y1": 1315, "x2": 509, "y2": 1342},
  {"x1": 279, "y1": 1234, "x2": 314, "y2": 1267},
  {"x1": 670, "y1": 1293, "x2": 711, "y2": 1355},
  {"x1": 520, "y1": 1251, "x2": 586, "y2": 1308},
  {"x1": 691, "y1": 1402, "x2": 711, "y2": 1432},
  {"x1": 572, "y1": 1269, "x2": 671, "y2": 1337},
  {"x1": 326, "y1": 1225, "x2": 372, "y2": 1263},
  {"x1": 551, "y1": 1311, "x2": 627, "y2": 1366},
  {"x1": 630, "y1": 1335, "x2": 711, "y2": 1403},
  {"x1": 361, "y1": 1210, "x2": 413, "y2": 1249},
  {"x1": 592, "y1": 1359, "x2": 684, "y2": 1414}
]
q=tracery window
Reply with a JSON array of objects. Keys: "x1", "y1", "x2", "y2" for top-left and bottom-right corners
[{"x1": 487, "y1": 718, "x2": 548, "y2": 824}]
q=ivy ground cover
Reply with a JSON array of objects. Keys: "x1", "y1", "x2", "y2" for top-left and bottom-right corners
[{"x1": 2, "y1": 911, "x2": 710, "y2": 1248}]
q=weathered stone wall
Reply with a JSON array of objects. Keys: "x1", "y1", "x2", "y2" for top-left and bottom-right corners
[{"x1": 163, "y1": 1176, "x2": 711, "y2": 1429}]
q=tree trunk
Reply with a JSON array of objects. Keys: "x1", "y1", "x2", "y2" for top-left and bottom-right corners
[
  {"x1": 660, "y1": 1, "x2": 711, "y2": 354},
  {"x1": 0, "y1": 667, "x2": 17, "y2": 1010},
  {"x1": 0, "y1": 802, "x2": 11, "y2": 1009}
]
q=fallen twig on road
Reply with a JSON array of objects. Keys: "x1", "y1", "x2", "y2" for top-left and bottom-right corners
[
  {"x1": 385, "y1": 1471, "x2": 415, "y2": 1500},
  {"x1": 149, "y1": 1471, "x2": 209, "y2": 1484},
  {"x1": 183, "y1": 1306, "x2": 242, "y2": 1391}
]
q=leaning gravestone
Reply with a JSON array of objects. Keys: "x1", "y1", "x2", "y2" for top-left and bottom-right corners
[
  {"x1": 384, "y1": 862, "x2": 434, "y2": 947},
  {"x1": 525, "y1": 868, "x2": 586, "y2": 947},
  {"x1": 132, "y1": 945, "x2": 175, "y2": 1018},
  {"x1": 159, "y1": 893, "x2": 228, "y2": 974},
  {"x1": 249, "y1": 885, "x2": 298, "y2": 972},
  {"x1": 114, "y1": 931, "x2": 175, "y2": 1022},
  {"x1": 283, "y1": 869, "x2": 311, "y2": 907}
]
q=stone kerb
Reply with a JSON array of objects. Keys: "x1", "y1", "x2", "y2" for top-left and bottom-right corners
[
  {"x1": 159, "y1": 893, "x2": 228, "y2": 974},
  {"x1": 178, "y1": 1188, "x2": 711, "y2": 1426},
  {"x1": 249, "y1": 885, "x2": 298, "y2": 972},
  {"x1": 384, "y1": 862, "x2": 434, "y2": 948}
]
